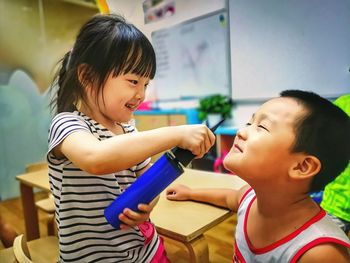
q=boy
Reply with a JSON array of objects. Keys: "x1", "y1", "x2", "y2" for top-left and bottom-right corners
[{"x1": 166, "y1": 90, "x2": 350, "y2": 262}]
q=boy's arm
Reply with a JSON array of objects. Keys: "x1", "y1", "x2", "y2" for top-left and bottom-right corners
[
  {"x1": 166, "y1": 184, "x2": 250, "y2": 212},
  {"x1": 297, "y1": 243, "x2": 350, "y2": 263}
]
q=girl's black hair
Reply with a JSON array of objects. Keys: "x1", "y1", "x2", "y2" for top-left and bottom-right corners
[
  {"x1": 50, "y1": 14, "x2": 156, "y2": 113},
  {"x1": 280, "y1": 90, "x2": 350, "y2": 192}
]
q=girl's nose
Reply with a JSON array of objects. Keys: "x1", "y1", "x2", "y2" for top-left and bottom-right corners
[{"x1": 135, "y1": 87, "x2": 145, "y2": 101}]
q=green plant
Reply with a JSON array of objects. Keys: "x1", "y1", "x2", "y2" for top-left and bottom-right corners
[{"x1": 197, "y1": 94, "x2": 234, "y2": 121}]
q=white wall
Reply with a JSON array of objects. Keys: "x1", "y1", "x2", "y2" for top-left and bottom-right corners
[{"x1": 229, "y1": 0, "x2": 350, "y2": 101}]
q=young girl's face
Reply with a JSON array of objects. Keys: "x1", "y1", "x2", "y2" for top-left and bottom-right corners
[
  {"x1": 223, "y1": 97, "x2": 305, "y2": 182},
  {"x1": 88, "y1": 72, "x2": 150, "y2": 124}
]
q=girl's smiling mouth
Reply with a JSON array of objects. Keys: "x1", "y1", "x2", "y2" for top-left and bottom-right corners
[{"x1": 125, "y1": 103, "x2": 138, "y2": 111}]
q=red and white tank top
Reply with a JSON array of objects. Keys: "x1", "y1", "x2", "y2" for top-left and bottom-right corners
[{"x1": 233, "y1": 188, "x2": 350, "y2": 263}]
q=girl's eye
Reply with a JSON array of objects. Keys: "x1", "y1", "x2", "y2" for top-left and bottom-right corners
[
  {"x1": 245, "y1": 122, "x2": 252, "y2": 126},
  {"x1": 129, "y1": 80, "x2": 138, "y2": 85}
]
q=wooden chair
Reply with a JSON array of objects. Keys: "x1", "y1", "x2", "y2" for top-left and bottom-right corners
[
  {"x1": 25, "y1": 162, "x2": 56, "y2": 236},
  {"x1": 13, "y1": 234, "x2": 31, "y2": 263},
  {"x1": 25, "y1": 162, "x2": 48, "y2": 173},
  {"x1": 35, "y1": 197, "x2": 56, "y2": 236},
  {"x1": 12, "y1": 234, "x2": 58, "y2": 263}
]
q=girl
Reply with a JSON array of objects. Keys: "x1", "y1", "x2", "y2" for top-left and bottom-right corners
[{"x1": 48, "y1": 14, "x2": 215, "y2": 262}]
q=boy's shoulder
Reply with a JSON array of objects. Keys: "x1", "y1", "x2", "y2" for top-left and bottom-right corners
[
  {"x1": 288, "y1": 212, "x2": 350, "y2": 262},
  {"x1": 297, "y1": 242, "x2": 350, "y2": 263}
]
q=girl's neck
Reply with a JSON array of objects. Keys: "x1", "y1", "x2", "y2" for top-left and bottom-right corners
[{"x1": 78, "y1": 103, "x2": 119, "y2": 132}]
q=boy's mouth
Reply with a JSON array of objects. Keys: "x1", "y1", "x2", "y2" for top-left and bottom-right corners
[{"x1": 233, "y1": 144, "x2": 243, "y2": 153}]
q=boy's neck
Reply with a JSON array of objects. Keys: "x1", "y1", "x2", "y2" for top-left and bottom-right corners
[
  {"x1": 246, "y1": 189, "x2": 321, "y2": 249},
  {"x1": 253, "y1": 188, "x2": 319, "y2": 218}
]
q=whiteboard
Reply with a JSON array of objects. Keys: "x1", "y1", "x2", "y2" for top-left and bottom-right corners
[
  {"x1": 229, "y1": 0, "x2": 350, "y2": 100},
  {"x1": 152, "y1": 10, "x2": 231, "y2": 101}
]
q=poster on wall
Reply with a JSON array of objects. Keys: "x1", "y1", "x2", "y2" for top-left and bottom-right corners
[
  {"x1": 152, "y1": 10, "x2": 231, "y2": 101},
  {"x1": 143, "y1": 0, "x2": 175, "y2": 24}
]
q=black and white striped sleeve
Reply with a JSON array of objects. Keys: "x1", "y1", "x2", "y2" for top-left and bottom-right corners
[{"x1": 48, "y1": 112, "x2": 91, "y2": 154}]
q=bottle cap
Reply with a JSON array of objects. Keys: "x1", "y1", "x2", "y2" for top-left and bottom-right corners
[{"x1": 171, "y1": 118, "x2": 225, "y2": 167}]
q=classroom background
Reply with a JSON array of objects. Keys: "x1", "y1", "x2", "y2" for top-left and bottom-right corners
[{"x1": 0, "y1": 0, "x2": 349, "y2": 201}]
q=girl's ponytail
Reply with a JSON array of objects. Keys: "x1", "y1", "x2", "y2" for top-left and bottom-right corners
[
  {"x1": 58, "y1": 50, "x2": 71, "y2": 89},
  {"x1": 50, "y1": 50, "x2": 80, "y2": 114}
]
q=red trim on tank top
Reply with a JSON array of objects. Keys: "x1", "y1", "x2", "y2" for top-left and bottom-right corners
[
  {"x1": 233, "y1": 242, "x2": 247, "y2": 263},
  {"x1": 290, "y1": 237, "x2": 350, "y2": 263},
  {"x1": 238, "y1": 187, "x2": 253, "y2": 207},
  {"x1": 243, "y1": 194, "x2": 326, "y2": 254}
]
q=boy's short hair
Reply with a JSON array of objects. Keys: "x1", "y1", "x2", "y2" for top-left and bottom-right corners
[{"x1": 280, "y1": 90, "x2": 350, "y2": 192}]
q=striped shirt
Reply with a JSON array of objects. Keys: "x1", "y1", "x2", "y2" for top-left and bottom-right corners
[{"x1": 47, "y1": 111, "x2": 160, "y2": 263}]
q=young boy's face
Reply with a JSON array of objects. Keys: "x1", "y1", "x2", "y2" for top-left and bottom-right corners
[{"x1": 223, "y1": 97, "x2": 306, "y2": 183}]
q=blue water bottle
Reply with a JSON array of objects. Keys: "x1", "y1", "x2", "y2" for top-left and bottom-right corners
[{"x1": 104, "y1": 119, "x2": 225, "y2": 229}]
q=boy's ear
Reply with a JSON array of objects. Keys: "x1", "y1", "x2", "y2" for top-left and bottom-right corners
[{"x1": 289, "y1": 155, "x2": 321, "y2": 180}]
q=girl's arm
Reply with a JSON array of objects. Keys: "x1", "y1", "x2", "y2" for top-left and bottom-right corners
[
  {"x1": 136, "y1": 163, "x2": 152, "y2": 177},
  {"x1": 53, "y1": 124, "x2": 215, "y2": 175},
  {"x1": 166, "y1": 184, "x2": 250, "y2": 212}
]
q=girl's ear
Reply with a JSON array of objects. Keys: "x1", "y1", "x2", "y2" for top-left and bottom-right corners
[
  {"x1": 77, "y1": 64, "x2": 89, "y2": 86},
  {"x1": 77, "y1": 64, "x2": 94, "y2": 96},
  {"x1": 289, "y1": 155, "x2": 321, "y2": 180}
]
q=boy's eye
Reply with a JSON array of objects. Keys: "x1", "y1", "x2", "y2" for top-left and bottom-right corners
[
  {"x1": 245, "y1": 122, "x2": 252, "y2": 126},
  {"x1": 258, "y1": 125, "x2": 269, "y2": 131}
]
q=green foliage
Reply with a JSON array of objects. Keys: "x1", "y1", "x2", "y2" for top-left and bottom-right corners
[{"x1": 197, "y1": 94, "x2": 235, "y2": 121}]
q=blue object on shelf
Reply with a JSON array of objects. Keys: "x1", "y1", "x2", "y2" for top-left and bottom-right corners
[{"x1": 310, "y1": 190, "x2": 323, "y2": 204}]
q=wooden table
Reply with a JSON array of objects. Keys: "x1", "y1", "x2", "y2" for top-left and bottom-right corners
[
  {"x1": 151, "y1": 168, "x2": 246, "y2": 263},
  {"x1": 16, "y1": 168, "x2": 50, "y2": 241},
  {"x1": 16, "y1": 168, "x2": 247, "y2": 262}
]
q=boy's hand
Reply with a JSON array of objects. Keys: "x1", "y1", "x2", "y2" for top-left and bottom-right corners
[{"x1": 166, "y1": 184, "x2": 192, "y2": 201}]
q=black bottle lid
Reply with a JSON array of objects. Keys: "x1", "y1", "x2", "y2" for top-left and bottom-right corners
[{"x1": 172, "y1": 119, "x2": 225, "y2": 167}]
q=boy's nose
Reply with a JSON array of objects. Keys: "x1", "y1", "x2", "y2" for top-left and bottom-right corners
[{"x1": 236, "y1": 126, "x2": 247, "y2": 140}]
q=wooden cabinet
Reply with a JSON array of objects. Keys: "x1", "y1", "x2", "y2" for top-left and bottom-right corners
[
  {"x1": 134, "y1": 115, "x2": 169, "y2": 132},
  {"x1": 133, "y1": 109, "x2": 200, "y2": 161}
]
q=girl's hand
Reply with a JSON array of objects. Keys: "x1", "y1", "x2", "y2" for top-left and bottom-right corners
[
  {"x1": 177, "y1": 125, "x2": 216, "y2": 158},
  {"x1": 118, "y1": 197, "x2": 159, "y2": 230},
  {"x1": 166, "y1": 184, "x2": 192, "y2": 201},
  {"x1": 118, "y1": 204, "x2": 152, "y2": 230}
]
